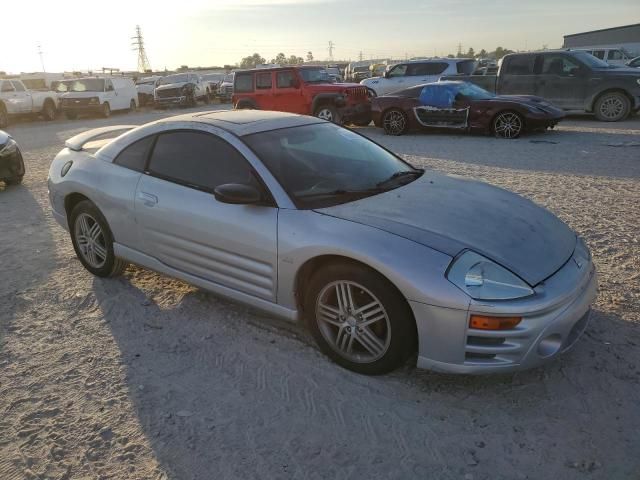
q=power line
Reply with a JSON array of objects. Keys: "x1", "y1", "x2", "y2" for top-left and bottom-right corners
[{"x1": 131, "y1": 25, "x2": 151, "y2": 72}]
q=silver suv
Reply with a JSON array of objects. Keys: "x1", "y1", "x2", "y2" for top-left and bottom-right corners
[{"x1": 361, "y1": 58, "x2": 476, "y2": 96}]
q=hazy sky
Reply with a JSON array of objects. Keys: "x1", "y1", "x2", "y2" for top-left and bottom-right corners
[{"x1": 4, "y1": 0, "x2": 639, "y2": 73}]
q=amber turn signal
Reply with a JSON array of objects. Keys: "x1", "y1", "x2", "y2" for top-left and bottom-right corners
[{"x1": 469, "y1": 315, "x2": 522, "y2": 330}]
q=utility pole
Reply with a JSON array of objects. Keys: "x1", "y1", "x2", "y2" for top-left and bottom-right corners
[
  {"x1": 131, "y1": 25, "x2": 151, "y2": 72},
  {"x1": 328, "y1": 41, "x2": 335, "y2": 61},
  {"x1": 37, "y1": 43, "x2": 45, "y2": 72},
  {"x1": 457, "y1": 43, "x2": 463, "y2": 57},
  {"x1": 358, "y1": 51, "x2": 363, "y2": 61}
]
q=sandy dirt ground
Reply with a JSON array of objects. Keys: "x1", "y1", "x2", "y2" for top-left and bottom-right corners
[{"x1": 1, "y1": 107, "x2": 639, "y2": 480}]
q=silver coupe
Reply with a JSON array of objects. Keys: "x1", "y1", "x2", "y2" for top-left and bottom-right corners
[{"x1": 48, "y1": 111, "x2": 597, "y2": 375}]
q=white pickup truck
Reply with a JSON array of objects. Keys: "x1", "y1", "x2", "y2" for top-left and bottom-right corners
[{"x1": 0, "y1": 79, "x2": 57, "y2": 128}]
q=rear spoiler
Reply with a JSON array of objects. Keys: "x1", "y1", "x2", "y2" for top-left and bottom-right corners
[{"x1": 65, "y1": 125, "x2": 137, "y2": 151}]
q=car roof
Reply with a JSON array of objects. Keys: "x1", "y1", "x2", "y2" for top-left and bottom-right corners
[{"x1": 154, "y1": 110, "x2": 325, "y2": 136}]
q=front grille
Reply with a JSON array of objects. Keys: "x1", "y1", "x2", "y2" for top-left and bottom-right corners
[
  {"x1": 64, "y1": 98, "x2": 92, "y2": 106},
  {"x1": 221, "y1": 85, "x2": 233, "y2": 95},
  {"x1": 346, "y1": 86, "x2": 368, "y2": 100},
  {"x1": 156, "y1": 88, "x2": 181, "y2": 98}
]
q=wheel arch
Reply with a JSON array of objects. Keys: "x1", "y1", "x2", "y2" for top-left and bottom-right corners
[
  {"x1": 64, "y1": 192, "x2": 92, "y2": 219},
  {"x1": 589, "y1": 88, "x2": 633, "y2": 112}
]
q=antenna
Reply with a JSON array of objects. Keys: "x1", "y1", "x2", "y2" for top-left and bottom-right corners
[
  {"x1": 328, "y1": 41, "x2": 335, "y2": 61},
  {"x1": 37, "y1": 43, "x2": 45, "y2": 72},
  {"x1": 131, "y1": 25, "x2": 151, "y2": 72}
]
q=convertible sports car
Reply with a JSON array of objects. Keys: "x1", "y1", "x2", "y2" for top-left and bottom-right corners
[
  {"x1": 0, "y1": 130, "x2": 25, "y2": 185},
  {"x1": 371, "y1": 81, "x2": 565, "y2": 138},
  {"x1": 48, "y1": 111, "x2": 596, "y2": 375}
]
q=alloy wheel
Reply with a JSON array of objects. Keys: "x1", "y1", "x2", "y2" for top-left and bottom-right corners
[
  {"x1": 74, "y1": 213, "x2": 107, "y2": 269},
  {"x1": 316, "y1": 108, "x2": 334, "y2": 121},
  {"x1": 315, "y1": 280, "x2": 391, "y2": 363},
  {"x1": 599, "y1": 96, "x2": 624, "y2": 120},
  {"x1": 383, "y1": 110, "x2": 406, "y2": 135},
  {"x1": 493, "y1": 112, "x2": 522, "y2": 138}
]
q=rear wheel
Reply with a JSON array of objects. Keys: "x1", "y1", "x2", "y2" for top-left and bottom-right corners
[
  {"x1": 102, "y1": 102, "x2": 111, "y2": 118},
  {"x1": 314, "y1": 104, "x2": 339, "y2": 123},
  {"x1": 304, "y1": 262, "x2": 415, "y2": 375},
  {"x1": 129, "y1": 99, "x2": 137, "y2": 111},
  {"x1": 594, "y1": 92, "x2": 630, "y2": 122},
  {"x1": 42, "y1": 99, "x2": 56, "y2": 121},
  {"x1": 382, "y1": 109, "x2": 408, "y2": 136},
  {"x1": 69, "y1": 200, "x2": 127, "y2": 277},
  {"x1": 492, "y1": 111, "x2": 523, "y2": 139}
]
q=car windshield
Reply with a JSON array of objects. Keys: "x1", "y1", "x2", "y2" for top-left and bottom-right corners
[
  {"x1": 455, "y1": 82, "x2": 495, "y2": 100},
  {"x1": 572, "y1": 51, "x2": 610, "y2": 69},
  {"x1": 244, "y1": 123, "x2": 421, "y2": 209},
  {"x1": 300, "y1": 68, "x2": 330, "y2": 83},
  {"x1": 52, "y1": 80, "x2": 75, "y2": 93},
  {"x1": 70, "y1": 79, "x2": 105, "y2": 92},
  {"x1": 224, "y1": 73, "x2": 234, "y2": 83},
  {"x1": 203, "y1": 74, "x2": 225, "y2": 82},
  {"x1": 158, "y1": 74, "x2": 189, "y2": 85}
]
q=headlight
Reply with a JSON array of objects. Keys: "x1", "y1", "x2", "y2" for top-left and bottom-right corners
[
  {"x1": 0, "y1": 138, "x2": 17, "y2": 156},
  {"x1": 88, "y1": 97, "x2": 99, "y2": 105},
  {"x1": 447, "y1": 251, "x2": 534, "y2": 300}
]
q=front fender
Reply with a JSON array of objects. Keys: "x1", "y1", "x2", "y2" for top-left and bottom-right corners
[{"x1": 277, "y1": 209, "x2": 470, "y2": 311}]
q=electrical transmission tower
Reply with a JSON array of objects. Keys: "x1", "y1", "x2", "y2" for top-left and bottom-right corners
[
  {"x1": 37, "y1": 43, "x2": 46, "y2": 72},
  {"x1": 328, "y1": 41, "x2": 335, "y2": 61},
  {"x1": 131, "y1": 25, "x2": 151, "y2": 72}
]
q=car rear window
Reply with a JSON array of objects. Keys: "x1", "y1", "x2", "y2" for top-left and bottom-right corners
[
  {"x1": 114, "y1": 136, "x2": 155, "y2": 171},
  {"x1": 235, "y1": 73, "x2": 253, "y2": 93},
  {"x1": 504, "y1": 56, "x2": 536, "y2": 75},
  {"x1": 406, "y1": 63, "x2": 448, "y2": 76},
  {"x1": 456, "y1": 60, "x2": 477, "y2": 74}
]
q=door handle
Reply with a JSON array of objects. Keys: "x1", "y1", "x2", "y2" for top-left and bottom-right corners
[{"x1": 138, "y1": 191, "x2": 158, "y2": 206}]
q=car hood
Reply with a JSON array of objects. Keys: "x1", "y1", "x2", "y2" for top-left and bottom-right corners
[
  {"x1": 156, "y1": 82, "x2": 189, "y2": 90},
  {"x1": 316, "y1": 172, "x2": 576, "y2": 286},
  {"x1": 0, "y1": 130, "x2": 10, "y2": 145}
]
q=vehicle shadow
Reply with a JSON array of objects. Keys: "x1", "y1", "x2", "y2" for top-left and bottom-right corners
[
  {"x1": 0, "y1": 182, "x2": 57, "y2": 345},
  {"x1": 94, "y1": 268, "x2": 640, "y2": 479}
]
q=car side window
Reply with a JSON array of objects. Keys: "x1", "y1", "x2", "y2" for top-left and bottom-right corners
[
  {"x1": 504, "y1": 56, "x2": 536, "y2": 75},
  {"x1": 591, "y1": 50, "x2": 605, "y2": 60},
  {"x1": 256, "y1": 73, "x2": 272, "y2": 89},
  {"x1": 11, "y1": 81, "x2": 26, "y2": 92},
  {"x1": 105, "y1": 80, "x2": 114, "y2": 91},
  {"x1": 542, "y1": 55, "x2": 581, "y2": 76},
  {"x1": 235, "y1": 73, "x2": 253, "y2": 92},
  {"x1": 114, "y1": 136, "x2": 155, "y2": 172},
  {"x1": 608, "y1": 50, "x2": 623, "y2": 61},
  {"x1": 387, "y1": 64, "x2": 407, "y2": 78},
  {"x1": 1, "y1": 81, "x2": 15, "y2": 92},
  {"x1": 148, "y1": 131, "x2": 260, "y2": 193},
  {"x1": 407, "y1": 63, "x2": 448, "y2": 76},
  {"x1": 276, "y1": 71, "x2": 295, "y2": 88}
]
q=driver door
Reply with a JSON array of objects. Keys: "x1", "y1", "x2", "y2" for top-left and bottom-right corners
[
  {"x1": 382, "y1": 64, "x2": 408, "y2": 95},
  {"x1": 274, "y1": 70, "x2": 306, "y2": 114},
  {"x1": 134, "y1": 130, "x2": 279, "y2": 301},
  {"x1": 537, "y1": 53, "x2": 587, "y2": 109},
  {"x1": 104, "y1": 79, "x2": 118, "y2": 109}
]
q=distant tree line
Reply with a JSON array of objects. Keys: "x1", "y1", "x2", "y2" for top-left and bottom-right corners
[{"x1": 446, "y1": 47, "x2": 516, "y2": 59}]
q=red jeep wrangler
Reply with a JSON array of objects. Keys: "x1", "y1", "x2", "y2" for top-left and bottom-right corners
[{"x1": 232, "y1": 66, "x2": 372, "y2": 126}]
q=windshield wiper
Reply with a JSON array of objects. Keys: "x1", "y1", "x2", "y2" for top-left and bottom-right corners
[
  {"x1": 376, "y1": 169, "x2": 424, "y2": 188},
  {"x1": 297, "y1": 188, "x2": 383, "y2": 200}
]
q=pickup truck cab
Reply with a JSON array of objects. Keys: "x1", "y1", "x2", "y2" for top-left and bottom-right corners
[
  {"x1": 232, "y1": 65, "x2": 371, "y2": 125},
  {"x1": 0, "y1": 79, "x2": 57, "y2": 128},
  {"x1": 443, "y1": 50, "x2": 640, "y2": 121},
  {"x1": 61, "y1": 77, "x2": 138, "y2": 119},
  {"x1": 362, "y1": 59, "x2": 477, "y2": 96}
]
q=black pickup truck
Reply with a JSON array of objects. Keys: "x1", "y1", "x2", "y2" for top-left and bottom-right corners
[{"x1": 443, "y1": 50, "x2": 640, "y2": 121}]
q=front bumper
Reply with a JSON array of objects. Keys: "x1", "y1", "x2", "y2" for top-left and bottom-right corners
[
  {"x1": 155, "y1": 96, "x2": 188, "y2": 106},
  {"x1": 62, "y1": 104, "x2": 103, "y2": 114},
  {"x1": 339, "y1": 102, "x2": 372, "y2": 123},
  {"x1": 412, "y1": 246, "x2": 598, "y2": 374}
]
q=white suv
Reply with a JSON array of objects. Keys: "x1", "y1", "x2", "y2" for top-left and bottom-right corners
[{"x1": 361, "y1": 58, "x2": 476, "y2": 96}]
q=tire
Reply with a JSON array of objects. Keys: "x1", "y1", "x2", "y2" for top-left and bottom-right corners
[
  {"x1": 0, "y1": 104, "x2": 8, "y2": 128},
  {"x1": 382, "y1": 108, "x2": 408, "y2": 136},
  {"x1": 188, "y1": 94, "x2": 197, "y2": 108},
  {"x1": 129, "y1": 99, "x2": 137, "y2": 112},
  {"x1": 594, "y1": 92, "x2": 630, "y2": 122},
  {"x1": 492, "y1": 111, "x2": 523, "y2": 139},
  {"x1": 65, "y1": 111, "x2": 78, "y2": 120},
  {"x1": 236, "y1": 101, "x2": 256, "y2": 110},
  {"x1": 314, "y1": 104, "x2": 339, "y2": 123},
  {"x1": 203, "y1": 91, "x2": 211, "y2": 105},
  {"x1": 42, "y1": 99, "x2": 56, "y2": 121},
  {"x1": 5, "y1": 150, "x2": 25, "y2": 185},
  {"x1": 304, "y1": 262, "x2": 416, "y2": 375},
  {"x1": 102, "y1": 103, "x2": 111, "y2": 118},
  {"x1": 69, "y1": 200, "x2": 127, "y2": 278}
]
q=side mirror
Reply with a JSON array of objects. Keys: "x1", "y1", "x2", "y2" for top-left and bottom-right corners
[{"x1": 214, "y1": 183, "x2": 262, "y2": 205}]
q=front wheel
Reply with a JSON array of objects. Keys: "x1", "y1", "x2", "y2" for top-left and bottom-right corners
[
  {"x1": 382, "y1": 108, "x2": 408, "y2": 136},
  {"x1": 5, "y1": 150, "x2": 25, "y2": 185},
  {"x1": 594, "y1": 92, "x2": 630, "y2": 122},
  {"x1": 0, "y1": 104, "x2": 8, "y2": 128},
  {"x1": 492, "y1": 111, "x2": 523, "y2": 139},
  {"x1": 304, "y1": 263, "x2": 416, "y2": 375},
  {"x1": 69, "y1": 200, "x2": 127, "y2": 277},
  {"x1": 314, "y1": 105, "x2": 339, "y2": 123},
  {"x1": 102, "y1": 103, "x2": 111, "y2": 118},
  {"x1": 129, "y1": 99, "x2": 137, "y2": 112},
  {"x1": 42, "y1": 100, "x2": 56, "y2": 121}
]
